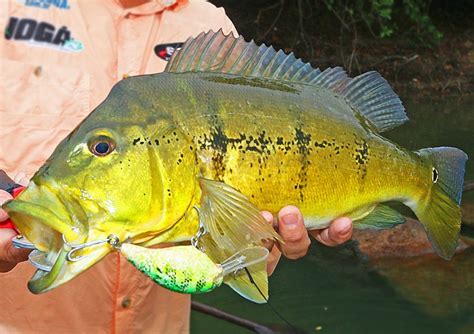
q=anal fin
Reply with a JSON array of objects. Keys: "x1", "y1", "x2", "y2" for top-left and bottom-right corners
[{"x1": 353, "y1": 204, "x2": 405, "y2": 230}]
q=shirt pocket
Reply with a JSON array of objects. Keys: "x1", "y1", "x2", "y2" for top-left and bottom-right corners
[{"x1": 0, "y1": 59, "x2": 90, "y2": 175}]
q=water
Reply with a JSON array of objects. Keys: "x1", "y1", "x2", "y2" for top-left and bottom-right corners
[{"x1": 191, "y1": 96, "x2": 474, "y2": 334}]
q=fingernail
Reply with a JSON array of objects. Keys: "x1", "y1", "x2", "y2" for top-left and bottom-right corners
[
  {"x1": 282, "y1": 214, "x2": 298, "y2": 226},
  {"x1": 340, "y1": 222, "x2": 352, "y2": 235}
]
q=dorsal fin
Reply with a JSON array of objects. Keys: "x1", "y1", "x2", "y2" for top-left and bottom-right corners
[
  {"x1": 166, "y1": 30, "x2": 407, "y2": 132},
  {"x1": 338, "y1": 71, "x2": 408, "y2": 132},
  {"x1": 165, "y1": 30, "x2": 324, "y2": 84}
]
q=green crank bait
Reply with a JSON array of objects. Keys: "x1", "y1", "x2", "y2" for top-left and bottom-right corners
[{"x1": 120, "y1": 244, "x2": 269, "y2": 294}]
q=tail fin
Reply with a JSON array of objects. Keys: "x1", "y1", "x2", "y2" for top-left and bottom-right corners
[{"x1": 412, "y1": 147, "x2": 468, "y2": 260}]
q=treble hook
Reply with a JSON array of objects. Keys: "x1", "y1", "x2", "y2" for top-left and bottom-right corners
[
  {"x1": 191, "y1": 206, "x2": 207, "y2": 250},
  {"x1": 63, "y1": 234, "x2": 121, "y2": 262}
]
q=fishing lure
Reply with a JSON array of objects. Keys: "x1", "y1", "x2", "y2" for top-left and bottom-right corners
[{"x1": 120, "y1": 244, "x2": 269, "y2": 294}]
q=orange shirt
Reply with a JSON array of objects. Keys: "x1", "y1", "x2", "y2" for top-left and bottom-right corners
[{"x1": 0, "y1": 0, "x2": 236, "y2": 332}]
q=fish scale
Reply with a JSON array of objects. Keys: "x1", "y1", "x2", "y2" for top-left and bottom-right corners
[{"x1": 156, "y1": 73, "x2": 417, "y2": 224}]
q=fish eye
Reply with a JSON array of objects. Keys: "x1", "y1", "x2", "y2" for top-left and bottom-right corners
[{"x1": 88, "y1": 136, "x2": 116, "y2": 157}]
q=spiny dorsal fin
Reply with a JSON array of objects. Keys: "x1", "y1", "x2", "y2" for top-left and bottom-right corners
[
  {"x1": 166, "y1": 30, "x2": 407, "y2": 132},
  {"x1": 165, "y1": 29, "x2": 324, "y2": 84}
]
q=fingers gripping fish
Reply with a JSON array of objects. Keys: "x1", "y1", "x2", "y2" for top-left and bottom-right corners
[{"x1": 2, "y1": 30, "x2": 468, "y2": 303}]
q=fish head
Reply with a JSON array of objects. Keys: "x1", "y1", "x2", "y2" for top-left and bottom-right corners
[{"x1": 2, "y1": 76, "x2": 198, "y2": 293}]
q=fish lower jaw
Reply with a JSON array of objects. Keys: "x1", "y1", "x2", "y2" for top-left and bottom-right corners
[
  {"x1": 28, "y1": 247, "x2": 67, "y2": 294},
  {"x1": 27, "y1": 237, "x2": 112, "y2": 294},
  {"x1": 24, "y1": 224, "x2": 113, "y2": 294}
]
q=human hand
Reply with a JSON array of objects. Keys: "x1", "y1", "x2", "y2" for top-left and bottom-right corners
[
  {"x1": 0, "y1": 172, "x2": 31, "y2": 272},
  {"x1": 263, "y1": 205, "x2": 353, "y2": 275}
]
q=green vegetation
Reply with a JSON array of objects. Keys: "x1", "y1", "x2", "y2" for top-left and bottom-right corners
[{"x1": 323, "y1": 0, "x2": 442, "y2": 45}]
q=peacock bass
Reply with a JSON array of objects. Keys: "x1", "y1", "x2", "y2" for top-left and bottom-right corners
[{"x1": 2, "y1": 31, "x2": 468, "y2": 303}]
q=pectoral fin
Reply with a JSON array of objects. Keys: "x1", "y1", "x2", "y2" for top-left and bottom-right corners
[
  {"x1": 198, "y1": 178, "x2": 281, "y2": 251},
  {"x1": 196, "y1": 178, "x2": 279, "y2": 302}
]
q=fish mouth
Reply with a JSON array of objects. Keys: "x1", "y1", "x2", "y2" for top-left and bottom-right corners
[{"x1": 2, "y1": 182, "x2": 112, "y2": 294}]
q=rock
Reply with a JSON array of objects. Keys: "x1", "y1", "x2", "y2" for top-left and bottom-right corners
[
  {"x1": 353, "y1": 219, "x2": 474, "y2": 319},
  {"x1": 353, "y1": 218, "x2": 470, "y2": 259},
  {"x1": 371, "y1": 249, "x2": 474, "y2": 317}
]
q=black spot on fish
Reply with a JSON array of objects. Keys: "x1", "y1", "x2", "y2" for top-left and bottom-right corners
[
  {"x1": 208, "y1": 126, "x2": 228, "y2": 181},
  {"x1": 154, "y1": 139, "x2": 160, "y2": 146},
  {"x1": 353, "y1": 137, "x2": 370, "y2": 180},
  {"x1": 209, "y1": 126, "x2": 228, "y2": 154},
  {"x1": 133, "y1": 138, "x2": 141, "y2": 145},
  {"x1": 294, "y1": 127, "x2": 312, "y2": 200},
  {"x1": 314, "y1": 140, "x2": 328, "y2": 148}
]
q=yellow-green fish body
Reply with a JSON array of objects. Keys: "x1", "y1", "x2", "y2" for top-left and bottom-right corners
[
  {"x1": 134, "y1": 72, "x2": 424, "y2": 228},
  {"x1": 3, "y1": 31, "x2": 468, "y2": 303}
]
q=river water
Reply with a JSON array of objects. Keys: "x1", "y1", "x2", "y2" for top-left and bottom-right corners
[{"x1": 191, "y1": 96, "x2": 474, "y2": 333}]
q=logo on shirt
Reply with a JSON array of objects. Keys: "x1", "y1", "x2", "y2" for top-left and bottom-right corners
[
  {"x1": 154, "y1": 43, "x2": 183, "y2": 61},
  {"x1": 17, "y1": 0, "x2": 70, "y2": 10},
  {"x1": 4, "y1": 17, "x2": 83, "y2": 52}
]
